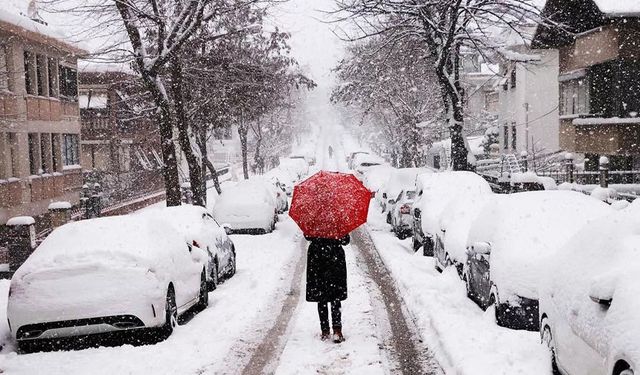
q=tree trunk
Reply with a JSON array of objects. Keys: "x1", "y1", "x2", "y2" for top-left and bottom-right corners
[
  {"x1": 140, "y1": 73, "x2": 182, "y2": 206},
  {"x1": 238, "y1": 124, "x2": 249, "y2": 180},
  {"x1": 195, "y1": 127, "x2": 222, "y2": 195},
  {"x1": 170, "y1": 56, "x2": 206, "y2": 207},
  {"x1": 436, "y1": 67, "x2": 471, "y2": 172}
]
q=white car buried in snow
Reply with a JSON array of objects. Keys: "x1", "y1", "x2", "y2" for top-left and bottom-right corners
[
  {"x1": 144, "y1": 205, "x2": 237, "y2": 291},
  {"x1": 464, "y1": 191, "x2": 612, "y2": 331},
  {"x1": 7, "y1": 216, "x2": 209, "y2": 352},
  {"x1": 213, "y1": 179, "x2": 278, "y2": 234},
  {"x1": 540, "y1": 201, "x2": 640, "y2": 375}
]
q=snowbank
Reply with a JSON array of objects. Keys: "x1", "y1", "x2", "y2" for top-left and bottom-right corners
[
  {"x1": 467, "y1": 191, "x2": 612, "y2": 301},
  {"x1": 382, "y1": 167, "x2": 433, "y2": 201}
]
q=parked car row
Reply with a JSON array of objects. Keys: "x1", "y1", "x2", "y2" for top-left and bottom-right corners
[
  {"x1": 350, "y1": 157, "x2": 639, "y2": 375},
  {"x1": 7, "y1": 205, "x2": 236, "y2": 353}
]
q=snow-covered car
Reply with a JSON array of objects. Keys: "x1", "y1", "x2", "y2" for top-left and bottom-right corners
[
  {"x1": 265, "y1": 167, "x2": 297, "y2": 196},
  {"x1": 289, "y1": 153, "x2": 316, "y2": 166},
  {"x1": 7, "y1": 216, "x2": 209, "y2": 352},
  {"x1": 380, "y1": 167, "x2": 432, "y2": 220},
  {"x1": 280, "y1": 157, "x2": 309, "y2": 179},
  {"x1": 145, "y1": 205, "x2": 237, "y2": 291},
  {"x1": 352, "y1": 154, "x2": 386, "y2": 180},
  {"x1": 388, "y1": 189, "x2": 417, "y2": 239},
  {"x1": 213, "y1": 179, "x2": 278, "y2": 234},
  {"x1": 434, "y1": 178, "x2": 493, "y2": 275},
  {"x1": 361, "y1": 164, "x2": 394, "y2": 195},
  {"x1": 464, "y1": 191, "x2": 612, "y2": 331},
  {"x1": 262, "y1": 178, "x2": 289, "y2": 214},
  {"x1": 346, "y1": 151, "x2": 369, "y2": 169},
  {"x1": 411, "y1": 171, "x2": 491, "y2": 256},
  {"x1": 539, "y1": 201, "x2": 640, "y2": 375}
]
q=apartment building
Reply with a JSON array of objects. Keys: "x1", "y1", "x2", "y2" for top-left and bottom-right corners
[
  {"x1": 0, "y1": 7, "x2": 84, "y2": 226},
  {"x1": 533, "y1": 0, "x2": 640, "y2": 171}
]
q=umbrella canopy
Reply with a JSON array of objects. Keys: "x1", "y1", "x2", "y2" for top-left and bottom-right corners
[{"x1": 289, "y1": 171, "x2": 371, "y2": 239}]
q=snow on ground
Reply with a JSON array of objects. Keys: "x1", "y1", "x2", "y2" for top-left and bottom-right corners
[
  {"x1": 0, "y1": 217, "x2": 302, "y2": 375},
  {"x1": 274, "y1": 242, "x2": 390, "y2": 375},
  {"x1": 366, "y1": 205, "x2": 552, "y2": 375}
]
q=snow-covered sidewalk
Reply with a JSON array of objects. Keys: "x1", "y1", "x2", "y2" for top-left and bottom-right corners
[{"x1": 366, "y1": 206, "x2": 552, "y2": 374}]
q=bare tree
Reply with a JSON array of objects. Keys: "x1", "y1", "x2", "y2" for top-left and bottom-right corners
[{"x1": 333, "y1": 0, "x2": 541, "y2": 170}]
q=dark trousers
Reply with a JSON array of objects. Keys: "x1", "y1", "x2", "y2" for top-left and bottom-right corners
[{"x1": 318, "y1": 301, "x2": 342, "y2": 332}]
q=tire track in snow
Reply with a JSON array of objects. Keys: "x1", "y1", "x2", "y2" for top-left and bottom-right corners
[
  {"x1": 238, "y1": 239, "x2": 308, "y2": 375},
  {"x1": 351, "y1": 228, "x2": 442, "y2": 375}
]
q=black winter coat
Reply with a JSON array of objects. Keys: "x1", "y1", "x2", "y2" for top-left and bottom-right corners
[{"x1": 305, "y1": 236, "x2": 349, "y2": 303}]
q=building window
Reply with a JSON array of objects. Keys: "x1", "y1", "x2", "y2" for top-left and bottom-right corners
[
  {"x1": 503, "y1": 125, "x2": 509, "y2": 150},
  {"x1": 560, "y1": 77, "x2": 590, "y2": 116},
  {"x1": 119, "y1": 144, "x2": 131, "y2": 172},
  {"x1": 51, "y1": 134, "x2": 59, "y2": 171},
  {"x1": 48, "y1": 58, "x2": 58, "y2": 97},
  {"x1": 511, "y1": 123, "x2": 517, "y2": 150},
  {"x1": 62, "y1": 133, "x2": 80, "y2": 166},
  {"x1": 58, "y1": 65, "x2": 78, "y2": 101},
  {"x1": 24, "y1": 51, "x2": 36, "y2": 95},
  {"x1": 28, "y1": 133, "x2": 40, "y2": 175},
  {"x1": 0, "y1": 45, "x2": 8, "y2": 92},
  {"x1": 36, "y1": 54, "x2": 47, "y2": 96}
]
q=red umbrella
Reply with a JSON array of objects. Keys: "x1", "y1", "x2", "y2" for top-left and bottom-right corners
[{"x1": 289, "y1": 171, "x2": 371, "y2": 239}]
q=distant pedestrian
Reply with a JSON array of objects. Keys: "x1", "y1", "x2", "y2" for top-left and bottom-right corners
[
  {"x1": 305, "y1": 235, "x2": 349, "y2": 343},
  {"x1": 328, "y1": 146, "x2": 334, "y2": 158}
]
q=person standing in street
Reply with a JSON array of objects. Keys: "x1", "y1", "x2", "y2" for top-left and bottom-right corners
[{"x1": 305, "y1": 235, "x2": 349, "y2": 343}]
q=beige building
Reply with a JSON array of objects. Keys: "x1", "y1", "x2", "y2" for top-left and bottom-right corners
[
  {"x1": 0, "y1": 9, "x2": 85, "y2": 226},
  {"x1": 533, "y1": 0, "x2": 640, "y2": 172}
]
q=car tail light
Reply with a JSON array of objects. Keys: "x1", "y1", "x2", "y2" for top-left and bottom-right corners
[{"x1": 400, "y1": 204, "x2": 411, "y2": 214}]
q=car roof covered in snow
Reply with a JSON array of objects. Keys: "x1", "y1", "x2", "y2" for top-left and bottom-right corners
[
  {"x1": 384, "y1": 168, "x2": 433, "y2": 198},
  {"x1": 416, "y1": 171, "x2": 492, "y2": 236},
  {"x1": 14, "y1": 215, "x2": 188, "y2": 278},
  {"x1": 467, "y1": 190, "x2": 613, "y2": 301},
  {"x1": 362, "y1": 164, "x2": 395, "y2": 192},
  {"x1": 353, "y1": 153, "x2": 385, "y2": 166},
  {"x1": 541, "y1": 200, "x2": 640, "y2": 364}
]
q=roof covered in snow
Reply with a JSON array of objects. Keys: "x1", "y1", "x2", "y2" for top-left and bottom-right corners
[
  {"x1": 0, "y1": 0, "x2": 84, "y2": 53},
  {"x1": 593, "y1": 0, "x2": 640, "y2": 16}
]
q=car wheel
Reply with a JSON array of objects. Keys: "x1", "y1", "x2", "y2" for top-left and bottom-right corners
[
  {"x1": 208, "y1": 261, "x2": 219, "y2": 291},
  {"x1": 197, "y1": 270, "x2": 208, "y2": 309},
  {"x1": 227, "y1": 251, "x2": 237, "y2": 278},
  {"x1": 412, "y1": 237, "x2": 422, "y2": 252},
  {"x1": 161, "y1": 286, "x2": 178, "y2": 338},
  {"x1": 541, "y1": 322, "x2": 561, "y2": 375},
  {"x1": 489, "y1": 293, "x2": 507, "y2": 327},
  {"x1": 620, "y1": 370, "x2": 634, "y2": 375}
]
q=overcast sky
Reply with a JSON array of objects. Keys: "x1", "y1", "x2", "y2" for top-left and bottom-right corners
[{"x1": 268, "y1": 0, "x2": 344, "y2": 88}]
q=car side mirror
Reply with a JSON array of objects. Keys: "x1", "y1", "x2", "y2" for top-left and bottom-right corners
[
  {"x1": 589, "y1": 279, "x2": 614, "y2": 307},
  {"x1": 382, "y1": 193, "x2": 387, "y2": 199},
  {"x1": 414, "y1": 208, "x2": 421, "y2": 218},
  {"x1": 221, "y1": 224, "x2": 232, "y2": 236},
  {"x1": 469, "y1": 241, "x2": 491, "y2": 255}
]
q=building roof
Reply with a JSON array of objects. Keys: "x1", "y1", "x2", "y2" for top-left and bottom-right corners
[
  {"x1": 0, "y1": 0, "x2": 85, "y2": 54},
  {"x1": 592, "y1": 0, "x2": 640, "y2": 17}
]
